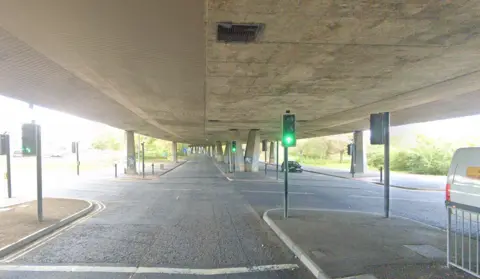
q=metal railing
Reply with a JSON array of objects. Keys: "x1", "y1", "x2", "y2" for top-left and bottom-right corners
[{"x1": 447, "y1": 202, "x2": 480, "y2": 278}]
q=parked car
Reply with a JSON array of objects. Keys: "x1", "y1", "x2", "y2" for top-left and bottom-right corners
[{"x1": 281, "y1": 161, "x2": 303, "y2": 173}]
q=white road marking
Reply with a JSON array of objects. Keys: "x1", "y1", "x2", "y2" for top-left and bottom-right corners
[
  {"x1": 241, "y1": 190, "x2": 314, "y2": 195},
  {"x1": 0, "y1": 200, "x2": 106, "y2": 263},
  {"x1": 337, "y1": 275, "x2": 378, "y2": 279},
  {"x1": 348, "y1": 195, "x2": 438, "y2": 203},
  {"x1": 0, "y1": 264, "x2": 299, "y2": 275}
]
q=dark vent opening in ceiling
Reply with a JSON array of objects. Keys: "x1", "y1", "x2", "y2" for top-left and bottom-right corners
[{"x1": 217, "y1": 22, "x2": 264, "y2": 43}]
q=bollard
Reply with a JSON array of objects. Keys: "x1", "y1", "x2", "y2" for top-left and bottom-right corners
[
  {"x1": 160, "y1": 164, "x2": 164, "y2": 170},
  {"x1": 380, "y1": 167, "x2": 383, "y2": 183},
  {"x1": 115, "y1": 163, "x2": 117, "y2": 178},
  {"x1": 152, "y1": 163, "x2": 154, "y2": 175}
]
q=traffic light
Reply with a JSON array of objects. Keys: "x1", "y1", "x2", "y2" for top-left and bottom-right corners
[
  {"x1": 282, "y1": 113, "x2": 296, "y2": 147},
  {"x1": 22, "y1": 123, "x2": 38, "y2": 156},
  {"x1": 0, "y1": 134, "x2": 8, "y2": 155},
  {"x1": 231, "y1": 141, "x2": 237, "y2": 153}
]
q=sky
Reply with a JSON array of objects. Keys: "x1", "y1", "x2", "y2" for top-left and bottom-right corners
[
  {"x1": 0, "y1": 95, "x2": 118, "y2": 151},
  {"x1": 1, "y1": 94, "x2": 480, "y2": 150}
]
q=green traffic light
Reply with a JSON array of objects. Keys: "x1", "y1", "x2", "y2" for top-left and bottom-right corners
[
  {"x1": 285, "y1": 136, "x2": 293, "y2": 144},
  {"x1": 232, "y1": 147, "x2": 236, "y2": 152}
]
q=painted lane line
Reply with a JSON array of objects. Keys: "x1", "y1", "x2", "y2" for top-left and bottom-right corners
[
  {"x1": 1, "y1": 201, "x2": 106, "y2": 263},
  {"x1": 0, "y1": 264, "x2": 299, "y2": 275},
  {"x1": 213, "y1": 162, "x2": 233, "y2": 181},
  {"x1": 347, "y1": 195, "x2": 438, "y2": 203},
  {"x1": 241, "y1": 190, "x2": 314, "y2": 195},
  {"x1": 337, "y1": 275, "x2": 378, "y2": 279}
]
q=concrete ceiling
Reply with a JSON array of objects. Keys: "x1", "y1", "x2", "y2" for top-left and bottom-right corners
[{"x1": 1, "y1": 0, "x2": 480, "y2": 143}]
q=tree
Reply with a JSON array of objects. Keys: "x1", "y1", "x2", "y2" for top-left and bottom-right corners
[{"x1": 91, "y1": 134, "x2": 121, "y2": 151}]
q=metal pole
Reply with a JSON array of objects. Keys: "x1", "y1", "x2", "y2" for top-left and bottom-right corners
[
  {"x1": 380, "y1": 167, "x2": 383, "y2": 183},
  {"x1": 233, "y1": 151, "x2": 236, "y2": 178},
  {"x1": 76, "y1": 142, "x2": 80, "y2": 176},
  {"x1": 284, "y1": 146, "x2": 289, "y2": 219},
  {"x1": 265, "y1": 148, "x2": 267, "y2": 176},
  {"x1": 115, "y1": 163, "x2": 117, "y2": 178},
  {"x1": 276, "y1": 141, "x2": 279, "y2": 180},
  {"x1": 141, "y1": 142, "x2": 145, "y2": 178},
  {"x1": 152, "y1": 163, "x2": 154, "y2": 175},
  {"x1": 228, "y1": 143, "x2": 232, "y2": 173},
  {"x1": 36, "y1": 125, "x2": 43, "y2": 222},
  {"x1": 384, "y1": 112, "x2": 390, "y2": 218},
  {"x1": 6, "y1": 134, "x2": 12, "y2": 198}
]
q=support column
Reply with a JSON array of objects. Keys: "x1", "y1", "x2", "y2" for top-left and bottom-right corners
[
  {"x1": 353, "y1": 131, "x2": 367, "y2": 173},
  {"x1": 216, "y1": 141, "x2": 224, "y2": 162},
  {"x1": 224, "y1": 142, "x2": 230, "y2": 164},
  {"x1": 269, "y1": 141, "x2": 275, "y2": 164},
  {"x1": 125, "y1": 130, "x2": 136, "y2": 174},
  {"x1": 172, "y1": 141, "x2": 177, "y2": 162},
  {"x1": 230, "y1": 130, "x2": 244, "y2": 172},
  {"x1": 211, "y1": 144, "x2": 215, "y2": 157},
  {"x1": 244, "y1": 129, "x2": 260, "y2": 172}
]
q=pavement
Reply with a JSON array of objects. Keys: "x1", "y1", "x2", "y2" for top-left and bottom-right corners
[{"x1": 265, "y1": 209, "x2": 474, "y2": 279}]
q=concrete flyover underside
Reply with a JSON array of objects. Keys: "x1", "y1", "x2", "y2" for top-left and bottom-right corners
[{"x1": 0, "y1": 0, "x2": 480, "y2": 143}]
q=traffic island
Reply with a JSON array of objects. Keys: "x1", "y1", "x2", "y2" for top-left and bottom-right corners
[
  {"x1": 119, "y1": 160, "x2": 188, "y2": 181},
  {"x1": 0, "y1": 198, "x2": 93, "y2": 258},
  {"x1": 264, "y1": 208, "x2": 475, "y2": 279}
]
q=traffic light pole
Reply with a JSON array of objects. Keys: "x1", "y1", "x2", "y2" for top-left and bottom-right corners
[
  {"x1": 36, "y1": 125, "x2": 43, "y2": 222},
  {"x1": 384, "y1": 112, "x2": 391, "y2": 218},
  {"x1": 264, "y1": 149, "x2": 267, "y2": 176},
  {"x1": 284, "y1": 146, "x2": 289, "y2": 219},
  {"x1": 76, "y1": 142, "x2": 80, "y2": 176},
  {"x1": 276, "y1": 141, "x2": 279, "y2": 180},
  {"x1": 5, "y1": 134, "x2": 12, "y2": 198},
  {"x1": 141, "y1": 142, "x2": 145, "y2": 178}
]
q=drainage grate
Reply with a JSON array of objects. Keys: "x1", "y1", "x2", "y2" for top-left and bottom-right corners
[{"x1": 217, "y1": 22, "x2": 264, "y2": 43}]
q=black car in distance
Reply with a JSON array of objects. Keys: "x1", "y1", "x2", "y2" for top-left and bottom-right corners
[{"x1": 281, "y1": 161, "x2": 303, "y2": 173}]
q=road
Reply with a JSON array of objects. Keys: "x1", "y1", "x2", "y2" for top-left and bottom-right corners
[
  {"x1": 0, "y1": 155, "x2": 312, "y2": 279},
  {"x1": 254, "y1": 163, "x2": 447, "y2": 229}
]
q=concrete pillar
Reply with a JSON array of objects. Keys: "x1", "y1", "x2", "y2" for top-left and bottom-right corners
[
  {"x1": 230, "y1": 130, "x2": 244, "y2": 172},
  {"x1": 224, "y1": 142, "x2": 231, "y2": 165},
  {"x1": 125, "y1": 130, "x2": 136, "y2": 174},
  {"x1": 172, "y1": 142, "x2": 177, "y2": 162},
  {"x1": 216, "y1": 141, "x2": 224, "y2": 162},
  {"x1": 354, "y1": 131, "x2": 367, "y2": 173},
  {"x1": 244, "y1": 130, "x2": 260, "y2": 172},
  {"x1": 269, "y1": 141, "x2": 275, "y2": 164}
]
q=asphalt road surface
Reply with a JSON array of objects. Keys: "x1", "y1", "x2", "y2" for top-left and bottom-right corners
[
  {"x1": 257, "y1": 163, "x2": 446, "y2": 229},
  {"x1": 0, "y1": 155, "x2": 313, "y2": 279}
]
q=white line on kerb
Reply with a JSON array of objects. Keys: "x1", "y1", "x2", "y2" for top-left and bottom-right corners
[
  {"x1": 241, "y1": 190, "x2": 314, "y2": 195},
  {"x1": 0, "y1": 264, "x2": 299, "y2": 275},
  {"x1": 0, "y1": 201, "x2": 106, "y2": 263},
  {"x1": 347, "y1": 195, "x2": 438, "y2": 203}
]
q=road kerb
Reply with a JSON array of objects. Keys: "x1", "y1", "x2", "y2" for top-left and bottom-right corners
[
  {"x1": 158, "y1": 160, "x2": 188, "y2": 176},
  {"x1": 263, "y1": 208, "x2": 330, "y2": 279},
  {"x1": 0, "y1": 199, "x2": 94, "y2": 259}
]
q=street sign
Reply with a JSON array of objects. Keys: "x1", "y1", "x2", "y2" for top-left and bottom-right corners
[
  {"x1": 0, "y1": 134, "x2": 7, "y2": 155},
  {"x1": 370, "y1": 113, "x2": 385, "y2": 145}
]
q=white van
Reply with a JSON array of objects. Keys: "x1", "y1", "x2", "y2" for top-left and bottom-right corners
[{"x1": 446, "y1": 147, "x2": 480, "y2": 209}]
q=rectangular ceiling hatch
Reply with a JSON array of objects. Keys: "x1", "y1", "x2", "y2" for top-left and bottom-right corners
[{"x1": 217, "y1": 22, "x2": 264, "y2": 43}]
